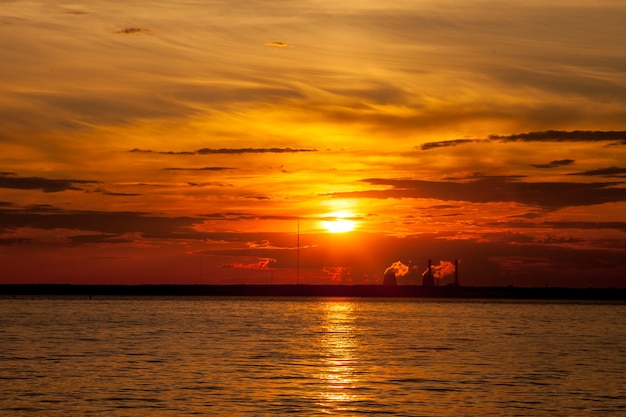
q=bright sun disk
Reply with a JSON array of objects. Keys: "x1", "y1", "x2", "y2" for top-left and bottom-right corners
[{"x1": 322, "y1": 218, "x2": 356, "y2": 233}]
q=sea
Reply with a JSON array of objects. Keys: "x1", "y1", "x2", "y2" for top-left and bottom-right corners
[{"x1": 1, "y1": 296, "x2": 625, "y2": 416}]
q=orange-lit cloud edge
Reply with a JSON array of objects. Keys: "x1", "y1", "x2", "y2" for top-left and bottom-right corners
[{"x1": 1, "y1": 1, "x2": 625, "y2": 287}]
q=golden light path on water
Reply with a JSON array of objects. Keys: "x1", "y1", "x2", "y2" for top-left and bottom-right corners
[{"x1": 317, "y1": 301, "x2": 362, "y2": 412}]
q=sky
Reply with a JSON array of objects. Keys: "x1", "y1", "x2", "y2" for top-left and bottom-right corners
[{"x1": 1, "y1": 0, "x2": 626, "y2": 287}]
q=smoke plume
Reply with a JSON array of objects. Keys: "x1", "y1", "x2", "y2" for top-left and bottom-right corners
[
  {"x1": 385, "y1": 261, "x2": 410, "y2": 277},
  {"x1": 423, "y1": 260, "x2": 456, "y2": 279}
]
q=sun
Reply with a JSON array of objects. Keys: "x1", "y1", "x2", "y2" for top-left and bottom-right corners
[
  {"x1": 319, "y1": 206, "x2": 359, "y2": 233},
  {"x1": 322, "y1": 218, "x2": 356, "y2": 233}
]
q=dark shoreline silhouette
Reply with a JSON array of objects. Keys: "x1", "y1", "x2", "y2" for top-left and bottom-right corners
[{"x1": 2, "y1": 284, "x2": 626, "y2": 300}]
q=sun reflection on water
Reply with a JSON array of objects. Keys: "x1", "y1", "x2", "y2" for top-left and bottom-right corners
[{"x1": 317, "y1": 300, "x2": 363, "y2": 412}]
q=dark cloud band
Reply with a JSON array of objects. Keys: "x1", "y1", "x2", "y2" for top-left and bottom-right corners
[
  {"x1": 328, "y1": 176, "x2": 626, "y2": 209},
  {"x1": 129, "y1": 147, "x2": 317, "y2": 155},
  {"x1": 0, "y1": 172, "x2": 100, "y2": 193},
  {"x1": 421, "y1": 130, "x2": 626, "y2": 151}
]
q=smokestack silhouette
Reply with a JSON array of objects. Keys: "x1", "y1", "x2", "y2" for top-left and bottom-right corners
[
  {"x1": 383, "y1": 270, "x2": 397, "y2": 286},
  {"x1": 422, "y1": 258, "x2": 435, "y2": 287}
]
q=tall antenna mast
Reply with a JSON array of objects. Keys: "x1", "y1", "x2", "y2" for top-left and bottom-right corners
[{"x1": 296, "y1": 218, "x2": 300, "y2": 285}]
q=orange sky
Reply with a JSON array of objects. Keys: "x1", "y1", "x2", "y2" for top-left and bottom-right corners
[{"x1": 1, "y1": 1, "x2": 626, "y2": 287}]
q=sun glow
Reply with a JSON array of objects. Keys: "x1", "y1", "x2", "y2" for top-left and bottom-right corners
[
  {"x1": 321, "y1": 212, "x2": 357, "y2": 233},
  {"x1": 322, "y1": 219, "x2": 355, "y2": 233}
]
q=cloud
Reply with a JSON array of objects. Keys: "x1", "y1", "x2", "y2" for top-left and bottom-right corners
[
  {"x1": 531, "y1": 159, "x2": 575, "y2": 169},
  {"x1": 3, "y1": 0, "x2": 626, "y2": 150},
  {"x1": 130, "y1": 148, "x2": 195, "y2": 155},
  {"x1": 69, "y1": 234, "x2": 134, "y2": 244},
  {"x1": 115, "y1": 27, "x2": 151, "y2": 34},
  {"x1": 568, "y1": 167, "x2": 626, "y2": 177},
  {"x1": 202, "y1": 212, "x2": 253, "y2": 221},
  {"x1": 100, "y1": 191, "x2": 142, "y2": 197},
  {"x1": 420, "y1": 131, "x2": 626, "y2": 151},
  {"x1": 491, "y1": 131, "x2": 626, "y2": 143},
  {"x1": 201, "y1": 212, "x2": 300, "y2": 222},
  {"x1": 62, "y1": 10, "x2": 87, "y2": 15},
  {"x1": 329, "y1": 176, "x2": 626, "y2": 208},
  {"x1": 0, "y1": 172, "x2": 100, "y2": 193},
  {"x1": 88, "y1": 188, "x2": 142, "y2": 197},
  {"x1": 419, "y1": 139, "x2": 485, "y2": 151},
  {"x1": 163, "y1": 167, "x2": 236, "y2": 171},
  {"x1": 264, "y1": 41, "x2": 288, "y2": 48},
  {"x1": 323, "y1": 267, "x2": 352, "y2": 283},
  {"x1": 221, "y1": 257, "x2": 276, "y2": 270},
  {"x1": 0, "y1": 204, "x2": 305, "y2": 247},
  {"x1": 428, "y1": 204, "x2": 462, "y2": 209},
  {"x1": 0, "y1": 204, "x2": 199, "y2": 239},
  {"x1": 0, "y1": 238, "x2": 32, "y2": 246},
  {"x1": 244, "y1": 195, "x2": 271, "y2": 200},
  {"x1": 188, "y1": 182, "x2": 232, "y2": 187},
  {"x1": 195, "y1": 147, "x2": 317, "y2": 155},
  {"x1": 547, "y1": 221, "x2": 626, "y2": 233},
  {"x1": 129, "y1": 147, "x2": 317, "y2": 155}
]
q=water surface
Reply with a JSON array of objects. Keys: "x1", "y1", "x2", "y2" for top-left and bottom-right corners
[{"x1": 1, "y1": 297, "x2": 625, "y2": 415}]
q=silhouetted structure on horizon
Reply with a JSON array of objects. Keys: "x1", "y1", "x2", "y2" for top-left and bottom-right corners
[
  {"x1": 383, "y1": 270, "x2": 397, "y2": 286},
  {"x1": 422, "y1": 258, "x2": 435, "y2": 287},
  {"x1": 2, "y1": 284, "x2": 626, "y2": 300}
]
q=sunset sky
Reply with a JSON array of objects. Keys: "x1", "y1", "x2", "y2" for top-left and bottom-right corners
[{"x1": 1, "y1": 0, "x2": 625, "y2": 287}]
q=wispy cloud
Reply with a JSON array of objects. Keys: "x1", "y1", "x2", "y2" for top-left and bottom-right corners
[
  {"x1": 196, "y1": 147, "x2": 317, "y2": 155},
  {"x1": 264, "y1": 41, "x2": 288, "y2": 48},
  {"x1": 163, "y1": 167, "x2": 236, "y2": 171},
  {"x1": 130, "y1": 147, "x2": 317, "y2": 155},
  {"x1": 419, "y1": 139, "x2": 486, "y2": 151},
  {"x1": 115, "y1": 27, "x2": 152, "y2": 34},
  {"x1": 0, "y1": 172, "x2": 99, "y2": 193},
  {"x1": 0, "y1": 205, "x2": 302, "y2": 245},
  {"x1": 90, "y1": 188, "x2": 143, "y2": 197},
  {"x1": 244, "y1": 195, "x2": 271, "y2": 200},
  {"x1": 420, "y1": 131, "x2": 626, "y2": 151},
  {"x1": 0, "y1": 204, "x2": 198, "y2": 239},
  {"x1": 201, "y1": 212, "x2": 300, "y2": 222},
  {"x1": 0, "y1": 238, "x2": 32, "y2": 246},
  {"x1": 188, "y1": 182, "x2": 232, "y2": 187},
  {"x1": 69, "y1": 234, "x2": 134, "y2": 244},
  {"x1": 500, "y1": 220, "x2": 626, "y2": 235},
  {"x1": 491, "y1": 131, "x2": 626, "y2": 143},
  {"x1": 329, "y1": 176, "x2": 626, "y2": 209},
  {"x1": 130, "y1": 149, "x2": 195, "y2": 155},
  {"x1": 62, "y1": 10, "x2": 88, "y2": 15},
  {"x1": 531, "y1": 159, "x2": 575, "y2": 169},
  {"x1": 568, "y1": 167, "x2": 626, "y2": 177},
  {"x1": 221, "y1": 257, "x2": 276, "y2": 270}
]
